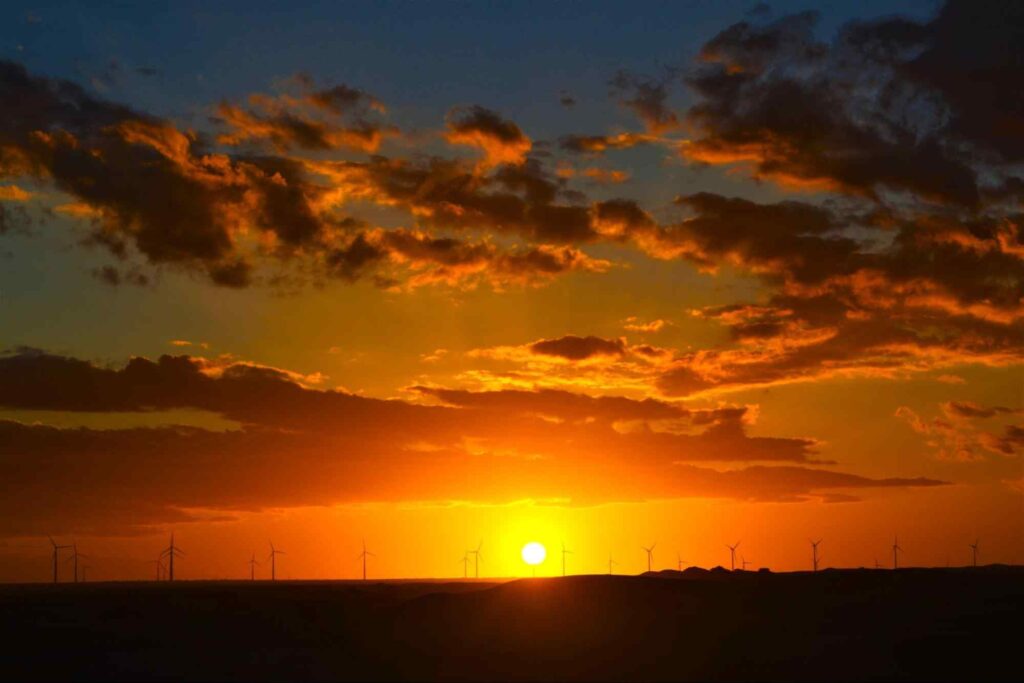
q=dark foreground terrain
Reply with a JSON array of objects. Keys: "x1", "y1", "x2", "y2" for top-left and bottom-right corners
[{"x1": 1, "y1": 566, "x2": 1020, "y2": 681}]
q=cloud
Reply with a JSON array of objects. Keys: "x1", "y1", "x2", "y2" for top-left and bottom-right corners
[
  {"x1": 0, "y1": 350, "x2": 948, "y2": 534},
  {"x1": 0, "y1": 185, "x2": 32, "y2": 201},
  {"x1": 897, "y1": 402, "x2": 1023, "y2": 461},
  {"x1": 623, "y1": 317, "x2": 670, "y2": 333},
  {"x1": 609, "y1": 71, "x2": 679, "y2": 133},
  {"x1": 316, "y1": 155, "x2": 601, "y2": 245},
  {"x1": 644, "y1": 192, "x2": 1024, "y2": 396},
  {"x1": 444, "y1": 105, "x2": 531, "y2": 167},
  {"x1": 326, "y1": 228, "x2": 610, "y2": 290},
  {"x1": 215, "y1": 76, "x2": 394, "y2": 153},
  {"x1": 559, "y1": 132, "x2": 654, "y2": 154},
  {"x1": 682, "y1": 3, "x2": 1024, "y2": 207},
  {"x1": 528, "y1": 335, "x2": 627, "y2": 361},
  {"x1": 0, "y1": 61, "x2": 608, "y2": 292}
]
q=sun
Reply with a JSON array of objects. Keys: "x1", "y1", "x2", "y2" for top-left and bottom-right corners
[{"x1": 521, "y1": 542, "x2": 546, "y2": 566}]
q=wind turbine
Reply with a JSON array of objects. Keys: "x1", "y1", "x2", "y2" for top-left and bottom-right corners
[
  {"x1": 740, "y1": 556, "x2": 750, "y2": 571},
  {"x1": 608, "y1": 554, "x2": 618, "y2": 575},
  {"x1": 267, "y1": 542, "x2": 285, "y2": 581},
  {"x1": 460, "y1": 552, "x2": 470, "y2": 579},
  {"x1": 469, "y1": 540, "x2": 483, "y2": 579},
  {"x1": 561, "y1": 543, "x2": 572, "y2": 577},
  {"x1": 969, "y1": 538, "x2": 979, "y2": 568},
  {"x1": 150, "y1": 557, "x2": 166, "y2": 581},
  {"x1": 48, "y1": 537, "x2": 70, "y2": 584},
  {"x1": 358, "y1": 540, "x2": 375, "y2": 580},
  {"x1": 727, "y1": 541, "x2": 741, "y2": 571},
  {"x1": 249, "y1": 552, "x2": 260, "y2": 581},
  {"x1": 643, "y1": 543, "x2": 656, "y2": 572},
  {"x1": 810, "y1": 538, "x2": 823, "y2": 572},
  {"x1": 892, "y1": 536, "x2": 903, "y2": 570},
  {"x1": 80, "y1": 564, "x2": 91, "y2": 583},
  {"x1": 677, "y1": 553, "x2": 685, "y2": 571},
  {"x1": 67, "y1": 543, "x2": 89, "y2": 583},
  {"x1": 160, "y1": 533, "x2": 184, "y2": 581}
]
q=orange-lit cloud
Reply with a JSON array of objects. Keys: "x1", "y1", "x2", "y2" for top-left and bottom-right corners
[
  {"x1": 444, "y1": 105, "x2": 532, "y2": 167},
  {"x1": 0, "y1": 350, "x2": 951, "y2": 535},
  {"x1": 896, "y1": 402, "x2": 1023, "y2": 461}
]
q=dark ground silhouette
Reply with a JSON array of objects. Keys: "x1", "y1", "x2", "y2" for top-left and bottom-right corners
[{"x1": 0, "y1": 566, "x2": 1020, "y2": 681}]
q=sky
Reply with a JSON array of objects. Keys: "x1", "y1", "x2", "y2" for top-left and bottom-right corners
[{"x1": 0, "y1": 0, "x2": 1021, "y2": 582}]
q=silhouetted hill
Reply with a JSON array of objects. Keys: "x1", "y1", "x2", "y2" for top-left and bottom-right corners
[{"x1": 0, "y1": 567, "x2": 1020, "y2": 681}]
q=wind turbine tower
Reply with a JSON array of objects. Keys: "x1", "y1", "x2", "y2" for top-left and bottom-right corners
[
  {"x1": 48, "y1": 537, "x2": 70, "y2": 584},
  {"x1": 358, "y1": 540, "x2": 375, "y2": 581},
  {"x1": 970, "y1": 538, "x2": 979, "y2": 568},
  {"x1": 677, "y1": 553, "x2": 684, "y2": 571},
  {"x1": 151, "y1": 557, "x2": 166, "y2": 581},
  {"x1": 469, "y1": 540, "x2": 483, "y2": 579},
  {"x1": 608, "y1": 554, "x2": 618, "y2": 575},
  {"x1": 810, "y1": 538, "x2": 822, "y2": 572},
  {"x1": 160, "y1": 533, "x2": 185, "y2": 582},
  {"x1": 727, "y1": 541, "x2": 741, "y2": 571},
  {"x1": 68, "y1": 543, "x2": 89, "y2": 583},
  {"x1": 561, "y1": 543, "x2": 572, "y2": 577},
  {"x1": 267, "y1": 542, "x2": 285, "y2": 581},
  {"x1": 461, "y1": 552, "x2": 470, "y2": 579},
  {"x1": 249, "y1": 552, "x2": 260, "y2": 581},
  {"x1": 892, "y1": 536, "x2": 903, "y2": 570},
  {"x1": 643, "y1": 543, "x2": 656, "y2": 572}
]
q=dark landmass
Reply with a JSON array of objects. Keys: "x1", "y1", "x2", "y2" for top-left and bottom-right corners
[{"x1": 1, "y1": 566, "x2": 1020, "y2": 681}]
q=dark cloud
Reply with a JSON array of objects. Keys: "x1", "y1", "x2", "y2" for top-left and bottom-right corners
[
  {"x1": 640, "y1": 190, "x2": 1024, "y2": 396},
  {"x1": 215, "y1": 75, "x2": 394, "y2": 153},
  {"x1": 609, "y1": 71, "x2": 679, "y2": 133},
  {"x1": 0, "y1": 60, "x2": 350, "y2": 286},
  {"x1": 0, "y1": 350, "x2": 948, "y2": 534},
  {"x1": 323, "y1": 156, "x2": 601, "y2": 244},
  {"x1": 325, "y1": 227, "x2": 609, "y2": 289},
  {"x1": 528, "y1": 335, "x2": 627, "y2": 361},
  {"x1": 942, "y1": 401, "x2": 1020, "y2": 420},
  {"x1": 445, "y1": 105, "x2": 531, "y2": 166},
  {"x1": 683, "y1": 2, "x2": 1024, "y2": 207}
]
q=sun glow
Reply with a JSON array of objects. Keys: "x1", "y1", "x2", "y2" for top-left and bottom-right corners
[{"x1": 521, "y1": 541, "x2": 546, "y2": 565}]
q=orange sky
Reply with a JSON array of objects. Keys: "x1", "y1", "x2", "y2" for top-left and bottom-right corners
[{"x1": 0, "y1": 1, "x2": 1021, "y2": 582}]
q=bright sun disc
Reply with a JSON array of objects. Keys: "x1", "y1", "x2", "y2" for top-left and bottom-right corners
[{"x1": 521, "y1": 542, "x2": 546, "y2": 565}]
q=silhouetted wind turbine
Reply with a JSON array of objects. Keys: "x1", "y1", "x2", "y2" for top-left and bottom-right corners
[
  {"x1": 469, "y1": 540, "x2": 483, "y2": 579},
  {"x1": 969, "y1": 538, "x2": 979, "y2": 568},
  {"x1": 267, "y1": 542, "x2": 285, "y2": 581},
  {"x1": 160, "y1": 533, "x2": 184, "y2": 581},
  {"x1": 892, "y1": 536, "x2": 902, "y2": 570},
  {"x1": 608, "y1": 554, "x2": 618, "y2": 575},
  {"x1": 561, "y1": 543, "x2": 572, "y2": 577},
  {"x1": 677, "y1": 553, "x2": 685, "y2": 571},
  {"x1": 67, "y1": 543, "x2": 89, "y2": 583},
  {"x1": 358, "y1": 540, "x2": 375, "y2": 580},
  {"x1": 249, "y1": 552, "x2": 260, "y2": 581},
  {"x1": 643, "y1": 543, "x2": 656, "y2": 572},
  {"x1": 740, "y1": 556, "x2": 750, "y2": 571},
  {"x1": 460, "y1": 552, "x2": 470, "y2": 579},
  {"x1": 80, "y1": 564, "x2": 90, "y2": 583},
  {"x1": 150, "y1": 558, "x2": 166, "y2": 581},
  {"x1": 48, "y1": 537, "x2": 70, "y2": 584},
  {"x1": 810, "y1": 538, "x2": 822, "y2": 572},
  {"x1": 727, "y1": 541, "x2": 741, "y2": 571}
]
